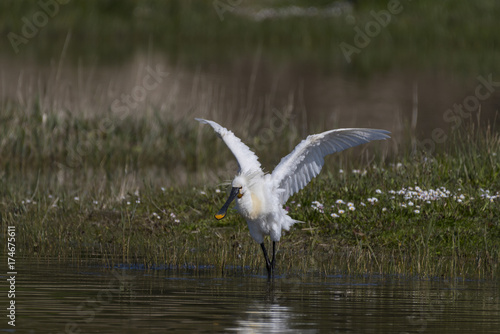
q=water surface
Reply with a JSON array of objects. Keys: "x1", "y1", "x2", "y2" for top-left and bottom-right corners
[{"x1": 2, "y1": 257, "x2": 499, "y2": 333}]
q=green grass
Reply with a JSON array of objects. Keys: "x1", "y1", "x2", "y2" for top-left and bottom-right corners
[{"x1": 1, "y1": 102, "x2": 499, "y2": 279}]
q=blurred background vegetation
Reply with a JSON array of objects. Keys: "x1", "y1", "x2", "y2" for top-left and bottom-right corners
[
  {"x1": 0, "y1": 0, "x2": 498, "y2": 175},
  {"x1": 1, "y1": 0, "x2": 499, "y2": 75},
  {"x1": 1, "y1": 0, "x2": 499, "y2": 184}
]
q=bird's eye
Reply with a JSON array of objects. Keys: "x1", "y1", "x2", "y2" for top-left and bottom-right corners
[{"x1": 237, "y1": 187, "x2": 243, "y2": 198}]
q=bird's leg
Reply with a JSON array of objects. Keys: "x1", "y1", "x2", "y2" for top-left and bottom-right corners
[
  {"x1": 271, "y1": 241, "x2": 276, "y2": 274},
  {"x1": 260, "y1": 242, "x2": 272, "y2": 279}
]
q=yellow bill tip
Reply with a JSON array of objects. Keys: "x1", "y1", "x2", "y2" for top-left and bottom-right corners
[{"x1": 215, "y1": 213, "x2": 226, "y2": 220}]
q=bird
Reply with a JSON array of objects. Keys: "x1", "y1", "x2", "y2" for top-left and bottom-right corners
[{"x1": 196, "y1": 118, "x2": 390, "y2": 279}]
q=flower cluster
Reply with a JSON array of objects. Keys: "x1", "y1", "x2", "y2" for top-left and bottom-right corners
[
  {"x1": 309, "y1": 185, "x2": 498, "y2": 218},
  {"x1": 389, "y1": 186, "x2": 453, "y2": 202},
  {"x1": 170, "y1": 212, "x2": 181, "y2": 223},
  {"x1": 311, "y1": 200, "x2": 325, "y2": 213},
  {"x1": 480, "y1": 188, "x2": 500, "y2": 202}
]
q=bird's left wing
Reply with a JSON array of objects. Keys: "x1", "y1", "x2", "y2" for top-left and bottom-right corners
[
  {"x1": 196, "y1": 118, "x2": 262, "y2": 174},
  {"x1": 271, "y1": 128, "x2": 390, "y2": 204}
]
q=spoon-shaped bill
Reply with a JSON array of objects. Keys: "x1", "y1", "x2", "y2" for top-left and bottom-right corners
[{"x1": 215, "y1": 187, "x2": 240, "y2": 220}]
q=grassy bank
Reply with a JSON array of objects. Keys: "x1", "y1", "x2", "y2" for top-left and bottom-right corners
[{"x1": 1, "y1": 104, "x2": 499, "y2": 279}]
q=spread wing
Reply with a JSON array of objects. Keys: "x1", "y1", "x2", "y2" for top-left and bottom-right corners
[
  {"x1": 195, "y1": 118, "x2": 262, "y2": 174},
  {"x1": 271, "y1": 128, "x2": 390, "y2": 204}
]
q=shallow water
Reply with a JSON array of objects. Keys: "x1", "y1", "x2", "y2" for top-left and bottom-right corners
[{"x1": 2, "y1": 257, "x2": 499, "y2": 333}]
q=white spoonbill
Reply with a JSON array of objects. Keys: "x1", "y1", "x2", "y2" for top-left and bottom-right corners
[{"x1": 196, "y1": 118, "x2": 390, "y2": 279}]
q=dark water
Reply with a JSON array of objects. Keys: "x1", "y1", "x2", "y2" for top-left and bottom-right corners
[{"x1": 2, "y1": 258, "x2": 499, "y2": 333}]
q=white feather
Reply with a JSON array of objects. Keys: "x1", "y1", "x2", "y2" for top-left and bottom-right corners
[
  {"x1": 271, "y1": 128, "x2": 390, "y2": 204},
  {"x1": 196, "y1": 118, "x2": 262, "y2": 175}
]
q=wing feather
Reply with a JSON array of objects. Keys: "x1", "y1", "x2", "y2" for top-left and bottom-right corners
[
  {"x1": 271, "y1": 128, "x2": 390, "y2": 204},
  {"x1": 195, "y1": 118, "x2": 262, "y2": 174}
]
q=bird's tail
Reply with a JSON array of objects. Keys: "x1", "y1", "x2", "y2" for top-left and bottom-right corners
[{"x1": 282, "y1": 217, "x2": 304, "y2": 231}]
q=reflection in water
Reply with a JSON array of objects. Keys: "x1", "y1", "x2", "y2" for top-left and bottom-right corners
[
  {"x1": 229, "y1": 302, "x2": 299, "y2": 333},
  {"x1": 7, "y1": 257, "x2": 500, "y2": 334}
]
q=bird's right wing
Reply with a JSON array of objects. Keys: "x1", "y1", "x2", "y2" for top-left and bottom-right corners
[
  {"x1": 196, "y1": 118, "x2": 262, "y2": 175},
  {"x1": 271, "y1": 128, "x2": 390, "y2": 204}
]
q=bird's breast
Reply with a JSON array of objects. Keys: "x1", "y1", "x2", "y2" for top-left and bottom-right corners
[
  {"x1": 237, "y1": 192, "x2": 266, "y2": 220},
  {"x1": 249, "y1": 193, "x2": 263, "y2": 219}
]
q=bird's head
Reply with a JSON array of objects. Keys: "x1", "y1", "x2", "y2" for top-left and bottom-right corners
[
  {"x1": 214, "y1": 175, "x2": 248, "y2": 220},
  {"x1": 232, "y1": 175, "x2": 247, "y2": 198}
]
